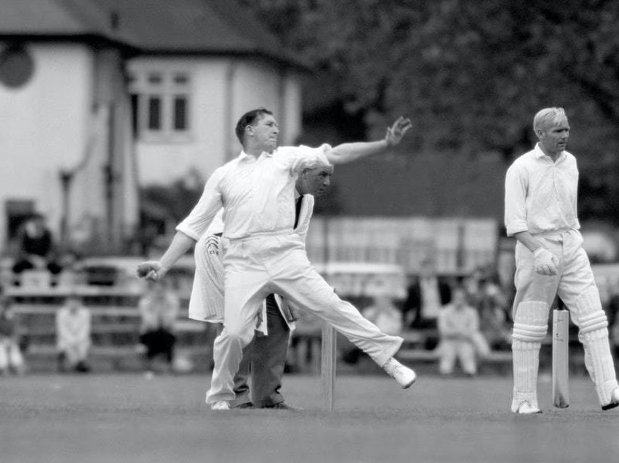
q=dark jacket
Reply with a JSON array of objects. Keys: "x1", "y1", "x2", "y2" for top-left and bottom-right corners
[{"x1": 403, "y1": 277, "x2": 452, "y2": 329}]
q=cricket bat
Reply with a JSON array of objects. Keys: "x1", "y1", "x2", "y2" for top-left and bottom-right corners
[{"x1": 552, "y1": 307, "x2": 570, "y2": 408}]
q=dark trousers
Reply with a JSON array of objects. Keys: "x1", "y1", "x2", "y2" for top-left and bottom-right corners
[
  {"x1": 12, "y1": 258, "x2": 62, "y2": 274},
  {"x1": 231, "y1": 295, "x2": 291, "y2": 408},
  {"x1": 140, "y1": 329, "x2": 176, "y2": 364}
]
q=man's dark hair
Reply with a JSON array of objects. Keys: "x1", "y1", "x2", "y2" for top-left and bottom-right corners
[{"x1": 235, "y1": 108, "x2": 273, "y2": 144}]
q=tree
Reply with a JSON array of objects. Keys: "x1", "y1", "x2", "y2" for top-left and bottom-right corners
[
  {"x1": 239, "y1": 0, "x2": 619, "y2": 223},
  {"x1": 140, "y1": 169, "x2": 205, "y2": 224}
]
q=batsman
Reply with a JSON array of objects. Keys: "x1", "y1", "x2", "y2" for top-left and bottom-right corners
[{"x1": 504, "y1": 107, "x2": 619, "y2": 414}]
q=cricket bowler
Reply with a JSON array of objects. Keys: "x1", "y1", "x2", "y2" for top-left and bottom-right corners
[{"x1": 138, "y1": 108, "x2": 417, "y2": 410}]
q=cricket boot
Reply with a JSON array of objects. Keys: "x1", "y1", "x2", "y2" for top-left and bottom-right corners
[
  {"x1": 383, "y1": 358, "x2": 416, "y2": 388},
  {"x1": 513, "y1": 400, "x2": 542, "y2": 414},
  {"x1": 211, "y1": 400, "x2": 230, "y2": 411},
  {"x1": 602, "y1": 387, "x2": 619, "y2": 411}
]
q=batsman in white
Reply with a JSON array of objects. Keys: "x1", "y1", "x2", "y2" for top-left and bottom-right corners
[
  {"x1": 505, "y1": 107, "x2": 619, "y2": 414},
  {"x1": 189, "y1": 164, "x2": 333, "y2": 409},
  {"x1": 138, "y1": 108, "x2": 417, "y2": 410}
]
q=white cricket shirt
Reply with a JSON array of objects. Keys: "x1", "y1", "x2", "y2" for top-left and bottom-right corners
[
  {"x1": 177, "y1": 144, "x2": 331, "y2": 240},
  {"x1": 504, "y1": 143, "x2": 580, "y2": 237}
]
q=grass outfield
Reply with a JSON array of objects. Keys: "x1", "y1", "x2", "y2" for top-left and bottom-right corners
[{"x1": 1, "y1": 372, "x2": 618, "y2": 463}]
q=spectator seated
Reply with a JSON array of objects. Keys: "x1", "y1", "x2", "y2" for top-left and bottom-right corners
[{"x1": 19, "y1": 269, "x2": 52, "y2": 288}]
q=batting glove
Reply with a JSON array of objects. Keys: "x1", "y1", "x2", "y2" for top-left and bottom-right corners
[{"x1": 533, "y1": 248, "x2": 558, "y2": 276}]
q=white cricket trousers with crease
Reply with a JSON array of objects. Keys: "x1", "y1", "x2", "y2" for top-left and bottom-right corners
[
  {"x1": 206, "y1": 232, "x2": 404, "y2": 404},
  {"x1": 512, "y1": 232, "x2": 618, "y2": 407}
]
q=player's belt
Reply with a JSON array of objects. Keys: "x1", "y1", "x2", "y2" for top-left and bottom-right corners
[{"x1": 227, "y1": 229, "x2": 292, "y2": 241}]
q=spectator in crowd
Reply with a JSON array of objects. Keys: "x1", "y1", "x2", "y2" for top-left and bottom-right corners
[
  {"x1": 475, "y1": 274, "x2": 512, "y2": 351},
  {"x1": 56, "y1": 250, "x2": 86, "y2": 287},
  {"x1": 607, "y1": 292, "x2": 619, "y2": 331},
  {"x1": 462, "y1": 267, "x2": 485, "y2": 310},
  {"x1": 343, "y1": 292, "x2": 404, "y2": 365},
  {"x1": 11, "y1": 213, "x2": 63, "y2": 286},
  {"x1": 56, "y1": 293, "x2": 91, "y2": 373},
  {"x1": 607, "y1": 292, "x2": 619, "y2": 357},
  {"x1": 0, "y1": 296, "x2": 26, "y2": 376},
  {"x1": 364, "y1": 293, "x2": 404, "y2": 336},
  {"x1": 437, "y1": 286, "x2": 489, "y2": 377},
  {"x1": 288, "y1": 310, "x2": 324, "y2": 373},
  {"x1": 462, "y1": 266, "x2": 512, "y2": 351},
  {"x1": 402, "y1": 257, "x2": 451, "y2": 339},
  {"x1": 138, "y1": 280, "x2": 180, "y2": 374}
]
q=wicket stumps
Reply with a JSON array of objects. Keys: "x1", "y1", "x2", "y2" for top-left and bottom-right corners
[
  {"x1": 552, "y1": 306, "x2": 570, "y2": 408},
  {"x1": 321, "y1": 324, "x2": 337, "y2": 410}
]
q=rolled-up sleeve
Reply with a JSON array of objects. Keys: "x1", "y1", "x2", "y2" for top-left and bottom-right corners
[
  {"x1": 504, "y1": 163, "x2": 528, "y2": 236},
  {"x1": 176, "y1": 169, "x2": 225, "y2": 240}
]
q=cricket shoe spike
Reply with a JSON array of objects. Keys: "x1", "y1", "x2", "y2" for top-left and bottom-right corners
[
  {"x1": 383, "y1": 358, "x2": 416, "y2": 389},
  {"x1": 211, "y1": 400, "x2": 230, "y2": 411},
  {"x1": 513, "y1": 401, "x2": 542, "y2": 415},
  {"x1": 601, "y1": 387, "x2": 619, "y2": 411}
]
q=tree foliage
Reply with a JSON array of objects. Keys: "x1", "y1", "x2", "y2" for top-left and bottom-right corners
[
  {"x1": 140, "y1": 168, "x2": 205, "y2": 223},
  {"x1": 240, "y1": 0, "x2": 619, "y2": 223}
]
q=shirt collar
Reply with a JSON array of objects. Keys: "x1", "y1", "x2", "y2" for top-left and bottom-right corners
[
  {"x1": 239, "y1": 149, "x2": 275, "y2": 160},
  {"x1": 533, "y1": 143, "x2": 566, "y2": 162}
]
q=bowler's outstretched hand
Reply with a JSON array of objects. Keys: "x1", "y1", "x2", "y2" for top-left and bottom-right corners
[{"x1": 385, "y1": 116, "x2": 413, "y2": 147}]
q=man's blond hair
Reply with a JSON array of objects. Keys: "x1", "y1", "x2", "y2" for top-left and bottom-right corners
[{"x1": 533, "y1": 107, "x2": 568, "y2": 133}]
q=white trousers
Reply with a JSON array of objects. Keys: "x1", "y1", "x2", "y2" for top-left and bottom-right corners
[
  {"x1": 0, "y1": 339, "x2": 24, "y2": 371},
  {"x1": 439, "y1": 339, "x2": 476, "y2": 375},
  {"x1": 189, "y1": 235, "x2": 225, "y2": 323},
  {"x1": 60, "y1": 340, "x2": 89, "y2": 366},
  {"x1": 512, "y1": 233, "x2": 618, "y2": 407},
  {"x1": 206, "y1": 233, "x2": 403, "y2": 404},
  {"x1": 512, "y1": 234, "x2": 595, "y2": 314}
]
